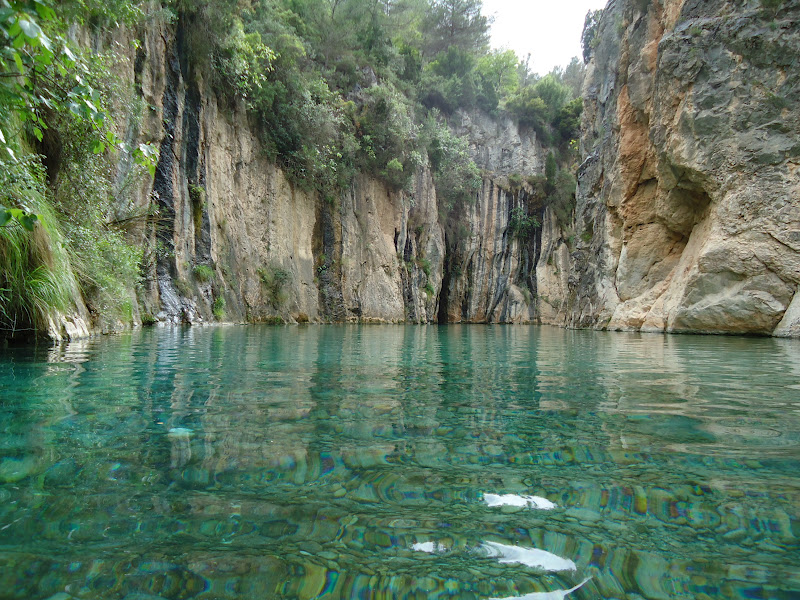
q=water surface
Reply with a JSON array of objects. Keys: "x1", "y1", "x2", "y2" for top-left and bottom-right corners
[{"x1": 1, "y1": 325, "x2": 799, "y2": 599}]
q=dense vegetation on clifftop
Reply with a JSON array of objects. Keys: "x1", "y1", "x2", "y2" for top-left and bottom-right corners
[{"x1": 1, "y1": 0, "x2": 586, "y2": 336}]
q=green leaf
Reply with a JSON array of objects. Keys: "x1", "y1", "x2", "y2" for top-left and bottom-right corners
[
  {"x1": 12, "y1": 33, "x2": 25, "y2": 49},
  {"x1": 63, "y1": 46, "x2": 76, "y2": 62},
  {"x1": 18, "y1": 19, "x2": 42, "y2": 40},
  {"x1": 19, "y1": 214, "x2": 38, "y2": 231},
  {"x1": 12, "y1": 50, "x2": 23, "y2": 73},
  {"x1": 32, "y1": 126, "x2": 43, "y2": 141},
  {"x1": 91, "y1": 140, "x2": 105, "y2": 154},
  {"x1": 34, "y1": 2, "x2": 56, "y2": 21},
  {"x1": 0, "y1": 8, "x2": 15, "y2": 22},
  {"x1": 0, "y1": 209, "x2": 11, "y2": 227}
]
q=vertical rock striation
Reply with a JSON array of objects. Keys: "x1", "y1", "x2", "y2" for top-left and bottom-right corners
[
  {"x1": 53, "y1": 1, "x2": 800, "y2": 337},
  {"x1": 440, "y1": 110, "x2": 544, "y2": 323},
  {"x1": 101, "y1": 16, "x2": 545, "y2": 327}
]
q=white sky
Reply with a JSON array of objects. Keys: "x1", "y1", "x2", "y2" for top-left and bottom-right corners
[{"x1": 481, "y1": 0, "x2": 609, "y2": 75}]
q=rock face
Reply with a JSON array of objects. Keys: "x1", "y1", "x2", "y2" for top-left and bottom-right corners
[
  {"x1": 51, "y1": 0, "x2": 800, "y2": 337},
  {"x1": 94, "y1": 18, "x2": 541, "y2": 329},
  {"x1": 99, "y1": 20, "x2": 440, "y2": 326},
  {"x1": 439, "y1": 110, "x2": 542, "y2": 323},
  {"x1": 544, "y1": 0, "x2": 800, "y2": 336}
]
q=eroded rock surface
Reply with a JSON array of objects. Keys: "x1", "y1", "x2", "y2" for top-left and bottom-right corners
[{"x1": 546, "y1": 0, "x2": 800, "y2": 336}]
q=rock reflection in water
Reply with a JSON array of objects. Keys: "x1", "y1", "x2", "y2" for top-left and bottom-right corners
[{"x1": 0, "y1": 325, "x2": 798, "y2": 599}]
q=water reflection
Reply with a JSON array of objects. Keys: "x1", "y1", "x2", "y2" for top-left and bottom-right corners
[
  {"x1": 489, "y1": 577, "x2": 591, "y2": 600},
  {"x1": 481, "y1": 541, "x2": 577, "y2": 571},
  {"x1": 0, "y1": 325, "x2": 798, "y2": 599},
  {"x1": 484, "y1": 493, "x2": 557, "y2": 510}
]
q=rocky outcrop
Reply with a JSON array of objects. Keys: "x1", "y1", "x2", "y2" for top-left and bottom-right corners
[
  {"x1": 545, "y1": 0, "x2": 800, "y2": 336},
  {"x1": 93, "y1": 19, "x2": 544, "y2": 329},
  {"x1": 439, "y1": 110, "x2": 543, "y2": 323},
  {"x1": 97, "y1": 17, "x2": 449, "y2": 326},
  {"x1": 50, "y1": 1, "x2": 799, "y2": 337}
]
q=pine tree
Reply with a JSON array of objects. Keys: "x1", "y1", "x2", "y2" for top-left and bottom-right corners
[{"x1": 422, "y1": 0, "x2": 490, "y2": 58}]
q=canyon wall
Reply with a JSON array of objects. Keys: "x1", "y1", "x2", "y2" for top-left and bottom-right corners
[
  {"x1": 52, "y1": 0, "x2": 800, "y2": 338},
  {"x1": 75, "y1": 17, "x2": 546, "y2": 331},
  {"x1": 542, "y1": 0, "x2": 800, "y2": 336}
]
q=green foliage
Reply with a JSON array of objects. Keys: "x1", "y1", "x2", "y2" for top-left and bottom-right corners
[
  {"x1": 423, "y1": 113, "x2": 481, "y2": 211},
  {"x1": 417, "y1": 256, "x2": 431, "y2": 276},
  {"x1": 549, "y1": 168, "x2": 577, "y2": 225},
  {"x1": 258, "y1": 263, "x2": 292, "y2": 309},
  {"x1": 504, "y1": 73, "x2": 573, "y2": 143},
  {"x1": 554, "y1": 97, "x2": 582, "y2": 144},
  {"x1": 0, "y1": 1, "x2": 154, "y2": 329},
  {"x1": 423, "y1": 0, "x2": 490, "y2": 57},
  {"x1": 215, "y1": 20, "x2": 275, "y2": 99},
  {"x1": 355, "y1": 83, "x2": 418, "y2": 188},
  {"x1": 505, "y1": 87, "x2": 547, "y2": 133},
  {"x1": 423, "y1": 281, "x2": 435, "y2": 297},
  {"x1": 193, "y1": 264, "x2": 214, "y2": 283},
  {"x1": 508, "y1": 204, "x2": 540, "y2": 240},
  {"x1": 0, "y1": 205, "x2": 38, "y2": 230},
  {"x1": 59, "y1": 0, "x2": 149, "y2": 26},
  {"x1": 581, "y1": 9, "x2": 604, "y2": 63},
  {"x1": 212, "y1": 295, "x2": 226, "y2": 320},
  {"x1": 545, "y1": 151, "x2": 557, "y2": 181},
  {"x1": 580, "y1": 221, "x2": 594, "y2": 243},
  {"x1": 419, "y1": 45, "x2": 477, "y2": 111},
  {"x1": 0, "y1": 154, "x2": 74, "y2": 332},
  {"x1": 474, "y1": 49, "x2": 519, "y2": 113}
]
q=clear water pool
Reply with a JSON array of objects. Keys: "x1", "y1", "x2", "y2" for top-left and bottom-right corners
[{"x1": 1, "y1": 325, "x2": 798, "y2": 599}]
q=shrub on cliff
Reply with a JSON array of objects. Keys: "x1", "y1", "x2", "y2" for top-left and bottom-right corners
[{"x1": 423, "y1": 113, "x2": 481, "y2": 211}]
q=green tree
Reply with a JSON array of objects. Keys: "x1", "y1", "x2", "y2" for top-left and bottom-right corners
[
  {"x1": 561, "y1": 56, "x2": 585, "y2": 98},
  {"x1": 474, "y1": 49, "x2": 519, "y2": 112},
  {"x1": 581, "y1": 8, "x2": 604, "y2": 63},
  {"x1": 422, "y1": 0, "x2": 490, "y2": 58}
]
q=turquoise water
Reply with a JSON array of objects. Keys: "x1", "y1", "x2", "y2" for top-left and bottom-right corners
[{"x1": 0, "y1": 325, "x2": 799, "y2": 600}]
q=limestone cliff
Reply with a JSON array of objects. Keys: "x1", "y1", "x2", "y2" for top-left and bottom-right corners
[
  {"x1": 97, "y1": 17, "x2": 541, "y2": 328},
  {"x1": 84, "y1": 20, "x2": 432, "y2": 326},
  {"x1": 543, "y1": 0, "x2": 800, "y2": 336},
  {"x1": 51, "y1": 0, "x2": 800, "y2": 338},
  {"x1": 440, "y1": 110, "x2": 544, "y2": 324}
]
